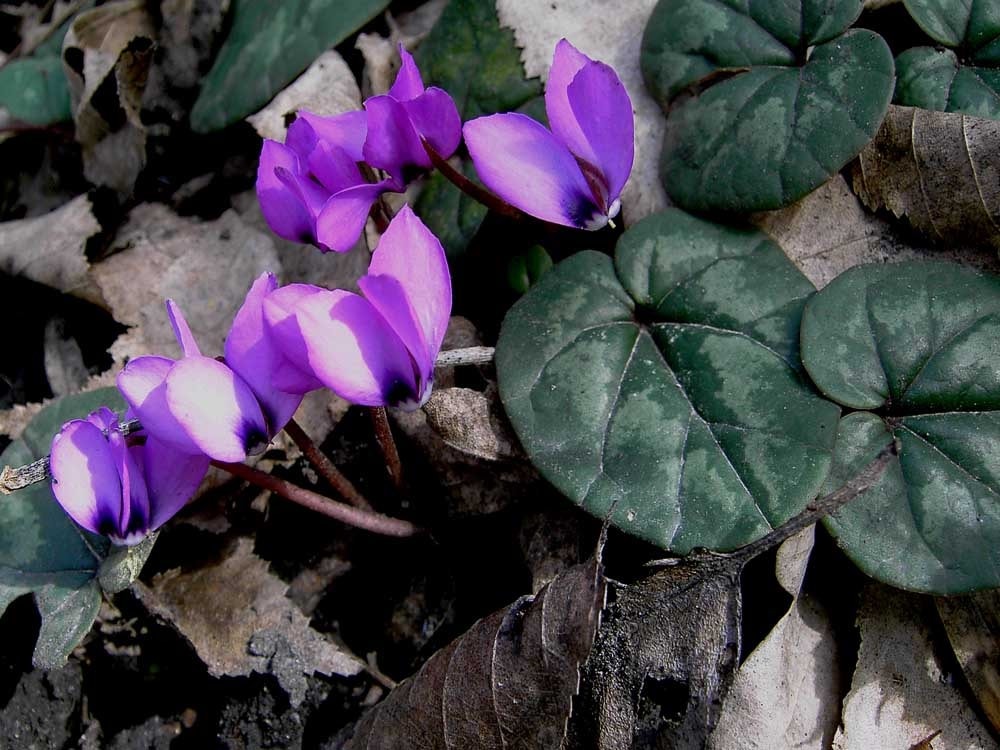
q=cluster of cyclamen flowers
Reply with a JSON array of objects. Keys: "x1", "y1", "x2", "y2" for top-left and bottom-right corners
[{"x1": 48, "y1": 40, "x2": 634, "y2": 547}]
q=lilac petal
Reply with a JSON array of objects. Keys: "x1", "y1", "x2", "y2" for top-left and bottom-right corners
[
  {"x1": 264, "y1": 287, "x2": 419, "y2": 407},
  {"x1": 165, "y1": 356, "x2": 270, "y2": 463},
  {"x1": 140, "y1": 437, "x2": 209, "y2": 531},
  {"x1": 50, "y1": 419, "x2": 121, "y2": 537},
  {"x1": 260, "y1": 284, "x2": 332, "y2": 393},
  {"x1": 117, "y1": 356, "x2": 202, "y2": 455},
  {"x1": 225, "y1": 272, "x2": 312, "y2": 433},
  {"x1": 359, "y1": 205, "x2": 451, "y2": 379},
  {"x1": 463, "y1": 113, "x2": 603, "y2": 228},
  {"x1": 308, "y1": 140, "x2": 366, "y2": 194},
  {"x1": 166, "y1": 300, "x2": 200, "y2": 357},
  {"x1": 545, "y1": 39, "x2": 592, "y2": 162},
  {"x1": 403, "y1": 87, "x2": 462, "y2": 160},
  {"x1": 257, "y1": 140, "x2": 316, "y2": 244},
  {"x1": 315, "y1": 180, "x2": 395, "y2": 253},
  {"x1": 363, "y1": 95, "x2": 430, "y2": 182},
  {"x1": 388, "y1": 45, "x2": 425, "y2": 101},
  {"x1": 86, "y1": 406, "x2": 119, "y2": 432},
  {"x1": 565, "y1": 60, "x2": 634, "y2": 204},
  {"x1": 296, "y1": 110, "x2": 367, "y2": 163},
  {"x1": 108, "y1": 430, "x2": 151, "y2": 545}
]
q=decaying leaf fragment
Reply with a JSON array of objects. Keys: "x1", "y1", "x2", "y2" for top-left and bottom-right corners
[
  {"x1": 422, "y1": 386, "x2": 521, "y2": 461},
  {"x1": 708, "y1": 527, "x2": 840, "y2": 750},
  {"x1": 62, "y1": 0, "x2": 155, "y2": 193},
  {"x1": 937, "y1": 589, "x2": 1000, "y2": 735},
  {"x1": 345, "y1": 551, "x2": 606, "y2": 749},
  {"x1": 133, "y1": 537, "x2": 363, "y2": 707},
  {"x1": 833, "y1": 585, "x2": 995, "y2": 749},
  {"x1": 852, "y1": 105, "x2": 1000, "y2": 250}
]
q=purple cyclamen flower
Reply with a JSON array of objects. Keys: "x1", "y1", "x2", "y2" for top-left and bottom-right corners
[
  {"x1": 262, "y1": 205, "x2": 451, "y2": 410},
  {"x1": 256, "y1": 47, "x2": 461, "y2": 253},
  {"x1": 463, "y1": 39, "x2": 634, "y2": 230},
  {"x1": 50, "y1": 407, "x2": 209, "y2": 545},
  {"x1": 117, "y1": 300, "x2": 271, "y2": 463}
]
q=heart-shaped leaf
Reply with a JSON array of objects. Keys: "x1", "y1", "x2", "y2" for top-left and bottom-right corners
[
  {"x1": 801, "y1": 262, "x2": 1000, "y2": 593},
  {"x1": 895, "y1": 1, "x2": 1000, "y2": 117},
  {"x1": 496, "y1": 209, "x2": 839, "y2": 552},
  {"x1": 658, "y1": 30, "x2": 895, "y2": 212},
  {"x1": 0, "y1": 387, "x2": 156, "y2": 667},
  {"x1": 190, "y1": 0, "x2": 390, "y2": 132}
]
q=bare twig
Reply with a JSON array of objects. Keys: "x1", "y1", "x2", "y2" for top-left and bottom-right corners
[
  {"x1": 434, "y1": 346, "x2": 494, "y2": 367},
  {"x1": 282, "y1": 418, "x2": 374, "y2": 511},
  {"x1": 212, "y1": 460, "x2": 421, "y2": 538}
]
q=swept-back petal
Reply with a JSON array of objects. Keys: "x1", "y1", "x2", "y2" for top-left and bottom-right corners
[
  {"x1": 388, "y1": 46, "x2": 425, "y2": 101},
  {"x1": 263, "y1": 287, "x2": 419, "y2": 407},
  {"x1": 108, "y1": 430, "x2": 151, "y2": 545},
  {"x1": 359, "y1": 205, "x2": 451, "y2": 378},
  {"x1": 225, "y1": 272, "x2": 313, "y2": 433},
  {"x1": 86, "y1": 406, "x2": 118, "y2": 432},
  {"x1": 165, "y1": 357, "x2": 270, "y2": 463},
  {"x1": 545, "y1": 40, "x2": 593, "y2": 161},
  {"x1": 296, "y1": 110, "x2": 367, "y2": 163},
  {"x1": 141, "y1": 437, "x2": 209, "y2": 531},
  {"x1": 117, "y1": 356, "x2": 201, "y2": 455},
  {"x1": 463, "y1": 113, "x2": 602, "y2": 228},
  {"x1": 166, "y1": 299, "x2": 200, "y2": 357},
  {"x1": 257, "y1": 140, "x2": 315, "y2": 244},
  {"x1": 363, "y1": 95, "x2": 430, "y2": 182},
  {"x1": 50, "y1": 419, "x2": 122, "y2": 537},
  {"x1": 259, "y1": 284, "x2": 332, "y2": 393},
  {"x1": 315, "y1": 180, "x2": 395, "y2": 253},
  {"x1": 404, "y1": 87, "x2": 462, "y2": 159},
  {"x1": 308, "y1": 140, "x2": 366, "y2": 194}
]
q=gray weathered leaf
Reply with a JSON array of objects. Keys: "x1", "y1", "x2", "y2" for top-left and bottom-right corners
[{"x1": 422, "y1": 386, "x2": 521, "y2": 461}]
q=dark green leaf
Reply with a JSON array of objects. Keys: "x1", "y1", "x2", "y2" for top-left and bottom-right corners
[
  {"x1": 895, "y1": 48, "x2": 1000, "y2": 119},
  {"x1": 801, "y1": 262, "x2": 1000, "y2": 593},
  {"x1": 660, "y1": 30, "x2": 895, "y2": 212},
  {"x1": 413, "y1": 160, "x2": 487, "y2": 257},
  {"x1": 191, "y1": 0, "x2": 389, "y2": 132},
  {"x1": 0, "y1": 387, "x2": 156, "y2": 667},
  {"x1": 496, "y1": 209, "x2": 839, "y2": 552},
  {"x1": 0, "y1": 56, "x2": 72, "y2": 125},
  {"x1": 902, "y1": 0, "x2": 1000, "y2": 54},
  {"x1": 416, "y1": 0, "x2": 541, "y2": 120}
]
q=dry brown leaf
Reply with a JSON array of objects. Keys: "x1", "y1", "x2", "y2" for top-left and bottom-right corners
[
  {"x1": 937, "y1": 590, "x2": 1000, "y2": 735},
  {"x1": 91, "y1": 203, "x2": 280, "y2": 366},
  {"x1": 246, "y1": 50, "x2": 361, "y2": 142},
  {"x1": 495, "y1": 0, "x2": 668, "y2": 226},
  {"x1": 753, "y1": 174, "x2": 1000, "y2": 289},
  {"x1": 43, "y1": 318, "x2": 89, "y2": 397},
  {"x1": 345, "y1": 552, "x2": 606, "y2": 749},
  {"x1": 133, "y1": 537, "x2": 363, "y2": 707},
  {"x1": 832, "y1": 585, "x2": 996, "y2": 750},
  {"x1": 0, "y1": 194, "x2": 104, "y2": 304},
  {"x1": 422, "y1": 385, "x2": 521, "y2": 461},
  {"x1": 852, "y1": 105, "x2": 1000, "y2": 250},
  {"x1": 63, "y1": 0, "x2": 155, "y2": 193},
  {"x1": 708, "y1": 527, "x2": 841, "y2": 750}
]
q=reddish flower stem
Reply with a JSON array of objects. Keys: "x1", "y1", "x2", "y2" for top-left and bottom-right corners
[
  {"x1": 369, "y1": 407, "x2": 404, "y2": 491},
  {"x1": 283, "y1": 419, "x2": 374, "y2": 511},
  {"x1": 212, "y1": 460, "x2": 421, "y2": 538},
  {"x1": 421, "y1": 139, "x2": 524, "y2": 221}
]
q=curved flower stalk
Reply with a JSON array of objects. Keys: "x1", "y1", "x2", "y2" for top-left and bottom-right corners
[
  {"x1": 263, "y1": 205, "x2": 452, "y2": 410},
  {"x1": 256, "y1": 47, "x2": 461, "y2": 253},
  {"x1": 117, "y1": 300, "x2": 272, "y2": 463},
  {"x1": 50, "y1": 407, "x2": 209, "y2": 546},
  {"x1": 463, "y1": 39, "x2": 634, "y2": 230}
]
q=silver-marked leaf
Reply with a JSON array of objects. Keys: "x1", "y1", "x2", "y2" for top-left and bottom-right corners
[
  {"x1": 895, "y1": 48, "x2": 1000, "y2": 119},
  {"x1": 641, "y1": 0, "x2": 862, "y2": 104},
  {"x1": 496, "y1": 209, "x2": 839, "y2": 552},
  {"x1": 802, "y1": 262, "x2": 1000, "y2": 593},
  {"x1": 902, "y1": 0, "x2": 1000, "y2": 53},
  {"x1": 660, "y1": 31, "x2": 895, "y2": 212}
]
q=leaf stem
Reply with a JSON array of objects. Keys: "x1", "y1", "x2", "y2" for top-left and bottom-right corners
[
  {"x1": 282, "y1": 418, "x2": 374, "y2": 511},
  {"x1": 369, "y1": 407, "x2": 404, "y2": 491},
  {"x1": 211, "y1": 460, "x2": 421, "y2": 538}
]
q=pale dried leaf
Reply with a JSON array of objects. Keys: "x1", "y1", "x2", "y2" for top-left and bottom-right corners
[
  {"x1": 43, "y1": 318, "x2": 89, "y2": 397},
  {"x1": 937, "y1": 590, "x2": 1000, "y2": 735},
  {"x1": 247, "y1": 50, "x2": 361, "y2": 142},
  {"x1": 708, "y1": 527, "x2": 841, "y2": 750},
  {"x1": 134, "y1": 537, "x2": 363, "y2": 707},
  {"x1": 17, "y1": 0, "x2": 84, "y2": 56},
  {"x1": 422, "y1": 386, "x2": 520, "y2": 461},
  {"x1": 833, "y1": 585, "x2": 996, "y2": 750},
  {"x1": 0, "y1": 371, "x2": 117, "y2": 440},
  {"x1": 494, "y1": 0, "x2": 668, "y2": 225},
  {"x1": 91, "y1": 204, "x2": 280, "y2": 366},
  {"x1": 63, "y1": 0, "x2": 155, "y2": 193},
  {"x1": 853, "y1": 105, "x2": 1000, "y2": 250},
  {"x1": 753, "y1": 174, "x2": 1000, "y2": 289},
  {"x1": 0, "y1": 194, "x2": 104, "y2": 304}
]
